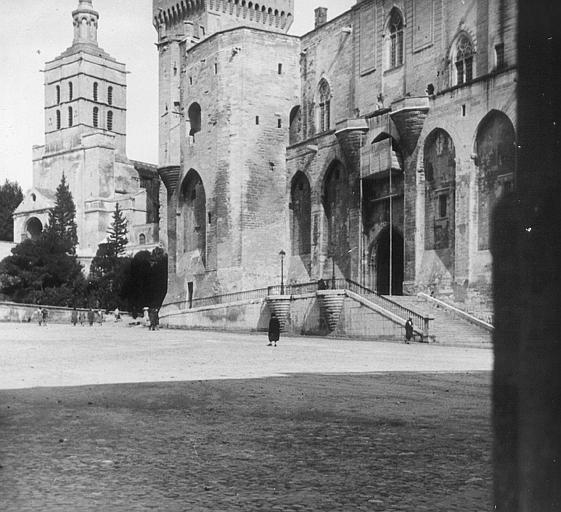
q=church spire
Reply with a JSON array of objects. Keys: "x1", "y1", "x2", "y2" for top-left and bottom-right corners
[{"x1": 72, "y1": 0, "x2": 99, "y2": 46}]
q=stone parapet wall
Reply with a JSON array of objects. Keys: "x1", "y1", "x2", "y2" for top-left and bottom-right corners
[
  {"x1": 160, "y1": 293, "x2": 405, "y2": 339},
  {"x1": 0, "y1": 302, "x2": 80, "y2": 324}
]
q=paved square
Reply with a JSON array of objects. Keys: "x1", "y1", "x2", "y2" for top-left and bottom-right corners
[{"x1": 0, "y1": 324, "x2": 493, "y2": 511}]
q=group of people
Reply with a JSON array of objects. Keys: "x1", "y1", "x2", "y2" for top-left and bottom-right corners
[
  {"x1": 70, "y1": 308, "x2": 106, "y2": 326},
  {"x1": 35, "y1": 307, "x2": 49, "y2": 326},
  {"x1": 145, "y1": 307, "x2": 160, "y2": 331}
]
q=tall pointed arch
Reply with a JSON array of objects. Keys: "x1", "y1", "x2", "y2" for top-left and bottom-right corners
[
  {"x1": 475, "y1": 110, "x2": 515, "y2": 250},
  {"x1": 290, "y1": 172, "x2": 311, "y2": 256},
  {"x1": 180, "y1": 169, "x2": 207, "y2": 265}
]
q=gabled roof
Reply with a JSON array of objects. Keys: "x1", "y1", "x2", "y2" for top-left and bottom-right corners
[{"x1": 13, "y1": 188, "x2": 56, "y2": 216}]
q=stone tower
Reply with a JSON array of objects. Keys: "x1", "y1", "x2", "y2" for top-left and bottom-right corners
[
  {"x1": 153, "y1": 0, "x2": 299, "y2": 304},
  {"x1": 14, "y1": 0, "x2": 160, "y2": 269}
]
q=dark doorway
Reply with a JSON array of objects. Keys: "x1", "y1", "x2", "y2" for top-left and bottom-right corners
[{"x1": 375, "y1": 228, "x2": 404, "y2": 295}]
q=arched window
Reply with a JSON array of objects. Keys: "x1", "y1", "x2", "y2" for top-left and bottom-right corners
[
  {"x1": 56, "y1": 85, "x2": 61, "y2": 105},
  {"x1": 68, "y1": 106, "x2": 73, "y2": 127},
  {"x1": 93, "y1": 107, "x2": 99, "y2": 127},
  {"x1": 107, "y1": 110, "x2": 113, "y2": 131},
  {"x1": 423, "y1": 129, "x2": 456, "y2": 253},
  {"x1": 289, "y1": 105, "x2": 301, "y2": 145},
  {"x1": 388, "y1": 9, "x2": 404, "y2": 69},
  {"x1": 139, "y1": 234, "x2": 146, "y2": 245},
  {"x1": 107, "y1": 86, "x2": 113, "y2": 106},
  {"x1": 56, "y1": 110, "x2": 61, "y2": 130},
  {"x1": 93, "y1": 82, "x2": 98, "y2": 102},
  {"x1": 454, "y1": 35, "x2": 475, "y2": 85},
  {"x1": 291, "y1": 172, "x2": 311, "y2": 256},
  {"x1": 188, "y1": 103, "x2": 201, "y2": 140},
  {"x1": 69, "y1": 82, "x2": 73, "y2": 101},
  {"x1": 317, "y1": 79, "x2": 331, "y2": 133}
]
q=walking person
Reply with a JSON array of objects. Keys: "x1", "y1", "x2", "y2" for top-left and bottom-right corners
[
  {"x1": 71, "y1": 307, "x2": 78, "y2": 326},
  {"x1": 97, "y1": 309, "x2": 104, "y2": 326},
  {"x1": 268, "y1": 312, "x2": 280, "y2": 347},
  {"x1": 404, "y1": 317, "x2": 414, "y2": 344}
]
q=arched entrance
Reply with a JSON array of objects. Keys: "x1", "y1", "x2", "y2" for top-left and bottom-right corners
[
  {"x1": 26, "y1": 217, "x2": 43, "y2": 241},
  {"x1": 370, "y1": 227, "x2": 404, "y2": 295}
]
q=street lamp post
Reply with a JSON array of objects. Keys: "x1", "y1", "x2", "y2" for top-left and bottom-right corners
[{"x1": 279, "y1": 249, "x2": 286, "y2": 294}]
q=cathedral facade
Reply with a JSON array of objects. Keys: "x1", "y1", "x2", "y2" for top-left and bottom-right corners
[
  {"x1": 14, "y1": 0, "x2": 160, "y2": 269},
  {"x1": 155, "y1": 0, "x2": 516, "y2": 314}
]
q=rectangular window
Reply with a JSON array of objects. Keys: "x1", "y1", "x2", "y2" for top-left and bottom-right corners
[
  {"x1": 255, "y1": 115, "x2": 260, "y2": 125},
  {"x1": 439, "y1": 194, "x2": 448, "y2": 218},
  {"x1": 278, "y1": 63, "x2": 283, "y2": 74},
  {"x1": 495, "y1": 43, "x2": 505, "y2": 69},
  {"x1": 214, "y1": 63, "x2": 218, "y2": 74},
  {"x1": 278, "y1": 118, "x2": 282, "y2": 128}
]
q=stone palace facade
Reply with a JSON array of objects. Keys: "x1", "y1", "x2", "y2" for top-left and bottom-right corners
[{"x1": 154, "y1": 0, "x2": 515, "y2": 313}]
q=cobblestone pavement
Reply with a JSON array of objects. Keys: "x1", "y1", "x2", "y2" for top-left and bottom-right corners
[{"x1": 0, "y1": 324, "x2": 493, "y2": 511}]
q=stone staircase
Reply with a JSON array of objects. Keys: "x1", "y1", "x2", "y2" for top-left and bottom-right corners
[{"x1": 386, "y1": 295, "x2": 492, "y2": 348}]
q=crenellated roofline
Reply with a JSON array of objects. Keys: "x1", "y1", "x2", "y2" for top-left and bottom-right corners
[{"x1": 153, "y1": 0, "x2": 293, "y2": 32}]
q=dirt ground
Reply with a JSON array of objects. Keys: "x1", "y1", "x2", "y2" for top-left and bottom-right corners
[{"x1": 0, "y1": 324, "x2": 492, "y2": 511}]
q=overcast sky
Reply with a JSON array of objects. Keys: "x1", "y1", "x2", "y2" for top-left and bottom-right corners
[{"x1": 0, "y1": 0, "x2": 354, "y2": 191}]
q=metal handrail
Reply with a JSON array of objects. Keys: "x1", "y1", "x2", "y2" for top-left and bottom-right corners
[
  {"x1": 165, "y1": 287, "x2": 269, "y2": 310},
  {"x1": 417, "y1": 293, "x2": 494, "y2": 332},
  {"x1": 267, "y1": 282, "x2": 319, "y2": 296},
  {"x1": 339, "y1": 279, "x2": 432, "y2": 335}
]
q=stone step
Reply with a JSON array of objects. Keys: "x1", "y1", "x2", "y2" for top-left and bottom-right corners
[{"x1": 385, "y1": 295, "x2": 492, "y2": 347}]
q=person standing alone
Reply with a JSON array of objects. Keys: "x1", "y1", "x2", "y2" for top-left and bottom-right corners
[
  {"x1": 268, "y1": 313, "x2": 280, "y2": 347},
  {"x1": 404, "y1": 318, "x2": 414, "y2": 344}
]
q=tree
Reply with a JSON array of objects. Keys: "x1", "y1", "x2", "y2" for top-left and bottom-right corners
[
  {"x1": 88, "y1": 243, "x2": 131, "y2": 310},
  {"x1": 106, "y1": 203, "x2": 128, "y2": 257},
  {"x1": 44, "y1": 174, "x2": 78, "y2": 254},
  {"x1": 0, "y1": 175, "x2": 86, "y2": 306},
  {"x1": 121, "y1": 248, "x2": 168, "y2": 317},
  {"x1": 0, "y1": 180, "x2": 23, "y2": 242},
  {"x1": 0, "y1": 237, "x2": 87, "y2": 306},
  {"x1": 87, "y1": 203, "x2": 130, "y2": 309}
]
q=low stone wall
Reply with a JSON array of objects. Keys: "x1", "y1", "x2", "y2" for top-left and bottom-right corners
[
  {"x1": 0, "y1": 302, "x2": 79, "y2": 324},
  {"x1": 160, "y1": 292, "x2": 406, "y2": 340},
  {"x1": 0, "y1": 302, "x2": 127, "y2": 324}
]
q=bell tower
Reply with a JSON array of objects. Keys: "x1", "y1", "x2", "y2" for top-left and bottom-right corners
[
  {"x1": 43, "y1": 0, "x2": 127, "y2": 157},
  {"x1": 72, "y1": 0, "x2": 99, "y2": 46}
]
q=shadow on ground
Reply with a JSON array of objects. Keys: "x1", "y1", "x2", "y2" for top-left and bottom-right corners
[{"x1": 0, "y1": 372, "x2": 491, "y2": 511}]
